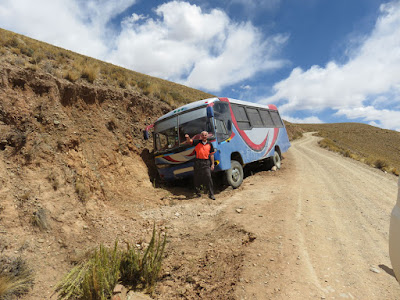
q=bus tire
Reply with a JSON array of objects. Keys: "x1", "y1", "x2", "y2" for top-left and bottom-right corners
[
  {"x1": 272, "y1": 151, "x2": 281, "y2": 169},
  {"x1": 226, "y1": 160, "x2": 243, "y2": 188}
]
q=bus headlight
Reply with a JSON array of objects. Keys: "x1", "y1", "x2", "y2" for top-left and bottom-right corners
[{"x1": 156, "y1": 164, "x2": 171, "y2": 169}]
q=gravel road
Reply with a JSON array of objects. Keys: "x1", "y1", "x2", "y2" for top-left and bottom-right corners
[
  {"x1": 140, "y1": 132, "x2": 400, "y2": 299},
  {"x1": 222, "y1": 132, "x2": 400, "y2": 299}
]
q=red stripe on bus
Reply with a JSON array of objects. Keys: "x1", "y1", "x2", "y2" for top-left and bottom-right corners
[
  {"x1": 263, "y1": 128, "x2": 279, "y2": 157},
  {"x1": 164, "y1": 156, "x2": 180, "y2": 162},
  {"x1": 219, "y1": 98, "x2": 268, "y2": 151}
]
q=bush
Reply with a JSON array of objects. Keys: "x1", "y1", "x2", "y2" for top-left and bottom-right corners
[
  {"x1": 56, "y1": 226, "x2": 167, "y2": 299},
  {"x1": 81, "y1": 66, "x2": 98, "y2": 83},
  {"x1": 0, "y1": 256, "x2": 34, "y2": 299},
  {"x1": 318, "y1": 138, "x2": 340, "y2": 152},
  {"x1": 56, "y1": 242, "x2": 121, "y2": 300},
  {"x1": 120, "y1": 226, "x2": 166, "y2": 293},
  {"x1": 64, "y1": 70, "x2": 80, "y2": 82},
  {"x1": 75, "y1": 177, "x2": 89, "y2": 203},
  {"x1": 374, "y1": 158, "x2": 388, "y2": 170}
]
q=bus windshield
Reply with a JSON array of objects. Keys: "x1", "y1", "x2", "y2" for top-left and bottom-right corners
[{"x1": 154, "y1": 107, "x2": 214, "y2": 153}]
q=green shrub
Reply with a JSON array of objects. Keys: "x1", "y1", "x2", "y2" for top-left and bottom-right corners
[
  {"x1": 56, "y1": 227, "x2": 167, "y2": 299},
  {"x1": 56, "y1": 242, "x2": 121, "y2": 300},
  {"x1": 120, "y1": 225, "x2": 166, "y2": 293}
]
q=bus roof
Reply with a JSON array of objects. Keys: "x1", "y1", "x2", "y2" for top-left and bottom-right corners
[{"x1": 155, "y1": 97, "x2": 278, "y2": 123}]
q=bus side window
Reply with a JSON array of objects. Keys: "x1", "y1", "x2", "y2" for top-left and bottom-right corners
[
  {"x1": 260, "y1": 110, "x2": 275, "y2": 128},
  {"x1": 270, "y1": 111, "x2": 284, "y2": 127},
  {"x1": 216, "y1": 119, "x2": 230, "y2": 141},
  {"x1": 214, "y1": 102, "x2": 232, "y2": 142}
]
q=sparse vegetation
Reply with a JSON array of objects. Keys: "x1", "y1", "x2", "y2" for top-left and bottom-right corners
[
  {"x1": 299, "y1": 123, "x2": 400, "y2": 176},
  {"x1": 47, "y1": 171, "x2": 59, "y2": 190},
  {"x1": 0, "y1": 256, "x2": 34, "y2": 299},
  {"x1": 31, "y1": 208, "x2": 51, "y2": 231},
  {"x1": 0, "y1": 28, "x2": 214, "y2": 108},
  {"x1": 56, "y1": 226, "x2": 166, "y2": 300},
  {"x1": 119, "y1": 226, "x2": 167, "y2": 293},
  {"x1": 80, "y1": 65, "x2": 98, "y2": 83},
  {"x1": 75, "y1": 176, "x2": 89, "y2": 203},
  {"x1": 284, "y1": 121, "x2": 304, "y2": 141}
]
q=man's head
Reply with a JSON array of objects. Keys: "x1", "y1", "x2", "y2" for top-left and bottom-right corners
[{"x1": 201, "y1": 131, "x2": 208, "y2": 142}]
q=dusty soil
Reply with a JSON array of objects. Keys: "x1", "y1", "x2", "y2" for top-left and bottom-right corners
[
  {"x1": 145, "y1": 133, "x2": 400, "y2": 299},
  {"x1": 1, "y1": 63, "x2": 399, "y2": 299}
]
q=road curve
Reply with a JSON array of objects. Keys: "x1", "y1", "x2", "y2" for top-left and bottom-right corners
[{"x1": 229, "y1": 132, "x2": 400, "y2": 299}]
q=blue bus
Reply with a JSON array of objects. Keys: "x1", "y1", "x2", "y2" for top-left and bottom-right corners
[{"x1": 144, "y1": 97, "x2": 290, "y2": 188}]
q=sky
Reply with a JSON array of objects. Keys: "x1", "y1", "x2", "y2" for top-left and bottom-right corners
[{"x1": 1, "y1": 0, "x2": 400, "y2": 130}]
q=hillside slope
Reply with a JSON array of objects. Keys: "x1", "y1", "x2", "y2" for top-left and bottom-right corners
[
  {"x1": 298, "y1": 123, "x2": 400, "y2": 174},
  {"x1": 0, "y1": 56, "x2": 180, "y2": 298}
]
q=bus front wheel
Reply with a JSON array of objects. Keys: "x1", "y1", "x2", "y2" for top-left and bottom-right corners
[
  {"x1": 272, "y1": 151, "x2": 281, "y2": 169},
  {"x1": 226, "y1": 160, "x2": 243, "y2": 188}
]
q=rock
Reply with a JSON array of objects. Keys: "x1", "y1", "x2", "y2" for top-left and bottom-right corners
[
  {"x1": 112, "y1": 284, "x2": 127, "y2": 300},
  {"x1": 236, "y1": 208, "x2": 242, "y2": 213},
  {"x1": 126, "y1": 291, "x2": 153, "y2": 300},
  {"x1": 271, "y1": 166, "x2": 277, "y2": 171},
  {"x1": 370, "y1": 267, "x2": 380, "y2": 273}
]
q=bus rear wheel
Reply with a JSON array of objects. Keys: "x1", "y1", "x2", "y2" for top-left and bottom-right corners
[{"x1": 226, "y1": 160, "x2": 243, "y2": 188}]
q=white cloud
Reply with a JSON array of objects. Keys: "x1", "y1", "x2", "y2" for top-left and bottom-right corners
[
  {"x1": 0, "y1": 0, "x2": 287, "y2": 92},
  {"x1": 281, "y1": 115, "x2": 323, "y2": 124},
  {"x1": 336, "y1": 106, "x2": 400, "y2": 131},
  {"x1": 0, "y1": 0, "x2": 137, "y2": 58},
  {"x1": 262, "y1": 1, "x2": 400, "y2": 130},
  {"x1": 111, "y1": 1, "x2": 288, "y2": 91}
]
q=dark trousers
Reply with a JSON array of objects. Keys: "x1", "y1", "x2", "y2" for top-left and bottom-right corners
[{"x1": 194, "y1": 159, "x2": 214, "y2": 196}]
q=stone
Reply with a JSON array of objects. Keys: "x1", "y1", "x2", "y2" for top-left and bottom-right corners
[
  {"x1": 113, "y1": 284, "x2": 127, "y2": 300},
  {"x1": 369, "y1": 267, "x2": 380, "y2": 273}
]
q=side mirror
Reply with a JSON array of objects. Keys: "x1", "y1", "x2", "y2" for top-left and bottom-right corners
[
  {"x1": 143, "y1": 130, "x2": 149, "y2": 140},
  {"x1": 143, "y1": 124, "x2": 154, "y2": 140},
  {"x1": 227, "y1": 120, "x2": 232, "y2": 131},
  {"x1": 207, "y1": 106, "x2": 214, "y2": 118}
]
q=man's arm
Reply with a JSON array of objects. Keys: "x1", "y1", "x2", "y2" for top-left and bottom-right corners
[
  {"x1": 185, "y1": 134, "x2": 193, "y2": 144},
  {"x1": 210, "y1": 153, "x2": 214, "y2": 171}
]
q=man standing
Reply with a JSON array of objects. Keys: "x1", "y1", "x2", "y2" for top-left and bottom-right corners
[{"x1": 185, "y1": 131, "x2": 216, "y2": 200}]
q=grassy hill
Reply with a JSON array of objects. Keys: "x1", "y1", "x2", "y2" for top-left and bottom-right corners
[
  {"x1": 0, "y1": 28, "x2": 214, "y2": 108},
  {"x1": 297, "y1": 123, "x2": 400, "y2": 175}
]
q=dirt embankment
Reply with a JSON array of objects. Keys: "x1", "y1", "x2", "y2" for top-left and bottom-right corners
[{"x1": 0, "y1": 64, "x2": 172, "y2": 298}]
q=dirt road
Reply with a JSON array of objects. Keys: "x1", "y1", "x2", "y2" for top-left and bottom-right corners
[{"x1": 146, "y1": 133, "x2": 400, "y2": 299}]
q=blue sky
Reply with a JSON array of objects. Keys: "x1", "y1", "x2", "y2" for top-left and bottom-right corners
[{"x1": 1, "y1": 0, "x2": 400, "y2": 130}]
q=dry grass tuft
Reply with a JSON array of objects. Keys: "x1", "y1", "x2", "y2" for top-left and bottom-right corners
[
  {"x1": 75, "y1": 176, "x2": 89, "y2": 203},
  {"x1": 299, "y1": 123, "x2": 400, "y2": 176},
  {"x1": 56, "y1": 226, "x2": 166, "y2": 299},
  {"x1": 80, "y1": 65, "x2": 98, "y2": 83},
  {"x1": 0, "y1": 256, "x2": 34, "y2": 299},
  {"x1": 32, "y1": 208, "x2": 51, "y2": 231},
  {"x1": 0, "y1": 28, "x2": 214, "y2": 108}
]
